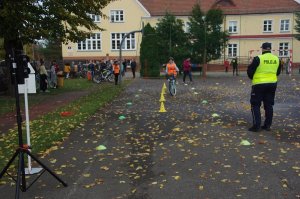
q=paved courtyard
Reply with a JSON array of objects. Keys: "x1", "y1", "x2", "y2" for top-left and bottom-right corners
[{"x1": 0, "y1": 72, "x2": 299, "y2": 198}]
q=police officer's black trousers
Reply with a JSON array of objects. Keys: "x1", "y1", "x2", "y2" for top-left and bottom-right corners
[{"x1": 250, "y1": 83, "x2": 277, "y2": 128}]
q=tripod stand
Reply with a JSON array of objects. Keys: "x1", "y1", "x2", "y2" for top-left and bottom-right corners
[{"x1": 0, "y1": 58, "x2": 67, "y2": 199}]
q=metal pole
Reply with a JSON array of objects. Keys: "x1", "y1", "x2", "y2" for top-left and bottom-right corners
[
  {"x1": 24, "y1": 78, "x2": 32, "y2": 173},
  {"x1": 119, "y1": 30, "x2": 142, "y2": 83},
  {"x1": 12, "y1": 58, "x2": 27, "y2": 196},
  {"x1": 169, "y1": 25, "x2": 172, "y2": 56},
  {"x1": 203, "y1": 20, "x2": 207, "y2": 79}
]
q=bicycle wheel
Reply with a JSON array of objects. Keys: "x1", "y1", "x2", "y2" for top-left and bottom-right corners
[
  {"x1": 107, "y1": 73, "x2": 114, "y2": 82},
  {"x1": 169, "y1": 80, "x2": 176, "y2": 96},
  {"x1": 35, "y1": 74, "x2": 40, "y2": 90},
  {"x1": 93, "y1": 74, "x2": 101, "y2": 83},
  {"x1": 48, "y1": 81, "x2": 55, "y2": 88},
  {"x1": 80, "y1": 70, "x2": 87, "y2": 78}
]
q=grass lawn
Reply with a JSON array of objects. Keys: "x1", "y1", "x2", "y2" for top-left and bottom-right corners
[
  {"x1": 0, "y1": 78, "x2": 95, "y2": 116},
  {"x1": 0, "y1": 79, "x2": 130, "y2": 171}
]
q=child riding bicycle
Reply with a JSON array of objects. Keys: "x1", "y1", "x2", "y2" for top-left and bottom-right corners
[
  {"x1": 165, "y1": 57, "x2": 179, "y2": 96},
  {"x1": 165, "y1": 57, "x2": 179, "y2": 80}
]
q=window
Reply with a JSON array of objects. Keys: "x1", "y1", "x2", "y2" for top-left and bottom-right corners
[
  {"x1": 228, "y1": 21, "x2": 238, "y2": 33},
  {"x1": 89, "y1": 14, "x2": 101, "y2": 23},
  {"x1": 280, "y1": 19, "x2": 290, "y2": 32},
  {"x1": 279, "y1": 42, "x2": 289, "y2": 57},
  {"x1": 228, "y1": 44, "x2": 238, "y2": 57},
  {"x1": 263, "y1": 20, "x2": 273, "y2": 32},
  {"x1": 111, "y1": 33, "x2": 135, "y2": 50},
  {"x1": 184, "y1": 21, "x2": 190, "y2": 33},
  {"x1": 77, "y1": 33, "x2": 101, "y2": 51},
  {"x1": 110, "y1": 10, "x2": 124, "y2": 22}
]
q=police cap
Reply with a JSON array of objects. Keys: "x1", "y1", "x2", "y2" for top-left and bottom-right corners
[{"x1": 261, "y1": 42, "x2": 272, "y2": 50}]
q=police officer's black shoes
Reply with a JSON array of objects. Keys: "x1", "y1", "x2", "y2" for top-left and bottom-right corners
[
  {"x1": 261, "y1": 125, "x2": 271, "y2": 131},
  {"x1": 248, "y1": 126, "x2": 260, "y2": 132}
]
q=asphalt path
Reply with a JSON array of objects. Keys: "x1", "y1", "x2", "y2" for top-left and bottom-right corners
[{"x1": 0, "y1": 73, "x2": 299, "y2": 199}]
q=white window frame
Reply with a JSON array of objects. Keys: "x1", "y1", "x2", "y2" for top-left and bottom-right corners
[
  {"x1": 228, "y1": 43, "x2": 238, "y2": 58},
  {"x1": 279, "y1": 42, "x2": 289, "y2": 57},
  {"x1": 90, "y1": 14, "x2": 101, "y2": 23},
  {"x1": 280, "y1": 19, "x2": 290, "y2": 32},
  {"x1": 228, "y1": 21, "x2": 238, "y2": 33},
  {"x1": 263, "y1": 20, "x2": 273, "y2": 32},
  {"x1": 110, "y1": 10, "x2": 124, "y2": 23},
  {"x1": 77, "y1": 33, "x2": 101, "y2": 51},
  {"x1": 184, "y1": 21, "x2": 190, "y2": 33},
  {"x1": 111, "y1": 33, "x2": 136, "y2": 50}
]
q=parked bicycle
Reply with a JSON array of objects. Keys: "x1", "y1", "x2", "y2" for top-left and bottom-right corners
[
  {"x1": 35, "y1": 73, "x2": 40, "y2": 90},
  {"x1": 168, "y1": 75, "x2": 177, "y2": 96},
  {"x1": 48, "y1": 77, "x2": 56, "y2": 89},
  {"x1": 78, "y1": 69, "x2": 88, "y2": 79},
  {"x1": 93, "y1": 68, "x2": 114, "y2": 83}
]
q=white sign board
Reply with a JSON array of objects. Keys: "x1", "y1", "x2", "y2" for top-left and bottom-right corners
[{"x1": 18, "y1": 63, "x2": 36, "y2": 94}]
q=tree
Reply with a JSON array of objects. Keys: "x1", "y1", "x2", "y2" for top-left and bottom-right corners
[
  {"x1": 0, "y1": 38, "x2": 4, "y2": 59},
  {"x1": 35, "y1": 40, "x2": 62, "y2": 61},
  {"x1": 188, "y1": 4, "x2": 228, "y2": 64},
  {"x1": 295, "y1": 12, "x2": 300, "y2": 41},
  {"x1": 188, "y1": 5, "x2": 205, "y2": 64},
  {"x1": 0, "y1": 0, "x2": 112, "y2": 60},
  {"x1": 140, "y1": 23, "x2": 160, "y2": 77},
  {"x1": 155, "y1": 13, "x2": 190, "y2": 67}
]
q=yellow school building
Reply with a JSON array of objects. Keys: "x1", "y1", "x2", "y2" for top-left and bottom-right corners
[{"x1": 62, "y1": 0, "x2": 300, "y2": 68}]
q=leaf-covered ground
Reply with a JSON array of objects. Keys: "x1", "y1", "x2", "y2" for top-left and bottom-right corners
[{"x1": 0, "y1": 73, "x2": 299, "y2": 199}]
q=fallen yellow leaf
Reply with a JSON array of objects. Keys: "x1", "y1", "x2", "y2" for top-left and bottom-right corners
[
  {"x1": 100, "y1": 166, "x2": 109, "y2": 171},
  {"x1": 83, "y1": 173, "x2": 91, "y2": 177},
  {"x1": 172, "y1": 176, "x2": 181, "y2": 180}
]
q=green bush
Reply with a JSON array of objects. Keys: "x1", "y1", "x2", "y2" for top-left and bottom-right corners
[{"x1": 140, "y1": 24, "x2": 161, "y2": 77}]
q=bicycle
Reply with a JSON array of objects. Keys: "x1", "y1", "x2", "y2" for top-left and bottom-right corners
[
  {"x1": 35, "y1": 73, "x2": 40, "y2": 90},
  {"x1": 47, "y1": 71, "x2": 58, "y2": 89},
  {"x1": 93, "y1": 68, "x2": 114, "y2": 83},
  {"x1": 77, "y1": 69, "x2": 88, "y2": 78},
  {"x1": 168, "y1": 75, "x2": 177, "y2": 96}
]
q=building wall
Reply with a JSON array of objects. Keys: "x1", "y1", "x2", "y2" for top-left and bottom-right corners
[
  {"x1": 62, "y1": 1, "x2": 300, "y2": 66},
  {"x1": 225, "y1": 13, "x2": 299, "y2": 64},
  {"x1": 142, "y1": 12, "x2": 300, "y2": 65},
  {"x1": 62, "y1": 0, "x2": 148, "y2": 61}
]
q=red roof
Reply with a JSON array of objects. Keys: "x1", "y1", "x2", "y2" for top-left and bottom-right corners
[{"x1": 138, "y1": 0, "x2": 300, "y2": 16}]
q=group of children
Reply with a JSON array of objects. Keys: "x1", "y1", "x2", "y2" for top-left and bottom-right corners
[
  {"x1": 38, "y1": 59, "x2": 59, "y2": 92},
  {"x1": 63, "y1": 59, "x2": 136, "y2": 85}
]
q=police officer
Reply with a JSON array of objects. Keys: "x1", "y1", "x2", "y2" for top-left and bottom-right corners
[{"x1": 247, "y1": 42, "x2": 281, "y2": 132}]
